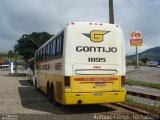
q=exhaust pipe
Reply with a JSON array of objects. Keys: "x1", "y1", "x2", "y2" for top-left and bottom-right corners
[{"x1": 77, "y1": 100, "x2": 82, "y2": 104}]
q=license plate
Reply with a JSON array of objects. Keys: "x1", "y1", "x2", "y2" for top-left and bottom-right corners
[
  {"x1": 95, "y1": 83, "x2": 105, "y2": 87},
  {"x1": 93, "y1": 93, "x2": 102, "y2": 96}
]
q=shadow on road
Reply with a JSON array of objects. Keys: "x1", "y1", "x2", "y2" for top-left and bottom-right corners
[
  {"x1": 18, "y1": 80, "x2": 116, "y2": 114},
  {"x1": 19, "y1": 80, "x2": 33, "y2": 87}
]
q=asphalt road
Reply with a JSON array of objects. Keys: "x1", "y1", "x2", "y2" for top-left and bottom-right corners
[
  {"x1": 126, "y1": 66, "x2": 160, "y2": 84},
  {"x1": 0, "y1": 71, "x2": 139, "y2": 120}
]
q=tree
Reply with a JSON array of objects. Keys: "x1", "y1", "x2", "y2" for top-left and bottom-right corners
[
  {"x1": 0, "y1": 52, "x2": 8, "y2": 64},
  {"x1": 140, "y1": 57, "x2": 149, "y2": 64},
  {"x1": 15, "y1": 32, "x2": 53, "y2": 61},
  {"x1": 8, "y1": 50, "x2": 14, "y2": 61}
]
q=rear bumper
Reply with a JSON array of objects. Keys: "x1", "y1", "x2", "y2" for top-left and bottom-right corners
[{"x1": 63, "y1": 90, "x2": 126, "y2": 105}]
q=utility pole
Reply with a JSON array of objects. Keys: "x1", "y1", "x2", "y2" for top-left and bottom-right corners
[
  {"x1": 136, "y1": 46, "x2": 139, "y2": 66},
  {"x1": 109, "y1": 0, "x2": 114, "y2": 24},
  {"x1": 14, "y1": 43, "x2": 17, "y2": 74}
]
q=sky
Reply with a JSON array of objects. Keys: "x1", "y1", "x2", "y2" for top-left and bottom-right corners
[{"x1": 0, "y1": 0, "x2": 160, "y2": 55}]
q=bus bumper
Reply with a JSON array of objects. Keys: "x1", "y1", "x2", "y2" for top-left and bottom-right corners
[{"x1": 63, "y1": 90, "x2": 126, "y2": 105}]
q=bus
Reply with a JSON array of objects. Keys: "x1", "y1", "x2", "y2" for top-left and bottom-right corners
[{"x1": 34, "y1": 22, "x2": 126, "y2": 105}]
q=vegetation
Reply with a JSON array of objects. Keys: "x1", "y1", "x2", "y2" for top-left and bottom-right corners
[
  {"x1": 0, "y1": 52, "x2": 8, "y2": 63},
  {"x1": 126, "y1": 46, "x2": 160, "y2": 61},
  {"x1": 8, "y1": 50, "x2": 14, "y2": 61},
  {"x1": 140, "y1": 57, "x2": 149, "y2": 64},
  {"x1": 15, "y1": 32, "x2": 53, "y2": 61},
  {"x1": 126, "y1": 79, "x2": 160, "y2": 89},
  {"x1": 0, "y1": 51, "x2": 24, "y2": 64},
  {"x1": 126, "y1": 59, "x2": 147, "y2": 66},
  {"x1": 0, "y1": 52, "x2": 7, "y2": 59},
  {"x1": 0, "y1": 32, "x2": 53, "y2": 63}
]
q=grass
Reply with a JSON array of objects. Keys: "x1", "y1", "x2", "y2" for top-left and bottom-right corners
[{"x1": 126, "y1": 79, "x2": 160, "y2": 89}]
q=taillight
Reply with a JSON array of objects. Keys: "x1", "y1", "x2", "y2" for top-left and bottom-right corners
[
  {"x1": 64, "y1": 76, "x2": 70, "y2": 87},
  {"x1": 121, "y1": 76, "x2": 125, "y2": 87}
]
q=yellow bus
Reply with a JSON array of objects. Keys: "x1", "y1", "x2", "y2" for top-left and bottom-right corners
[{"x1": 34, "y1": 22, "x2": 126, "y2": 105}]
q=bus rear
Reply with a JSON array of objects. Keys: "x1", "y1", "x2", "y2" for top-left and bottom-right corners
[{"x1": 63, "y1": 22, "x2": 126, "y2": 104}]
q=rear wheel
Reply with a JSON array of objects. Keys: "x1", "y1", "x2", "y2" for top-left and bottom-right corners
[
  {"x1": 51, "y1": 83, "x2": 59, "y2": 106},
  {"x1": 47, "y1": 82, "x2": 52, "y2": 102},
  {"x1": 35, "y1": 78, "x2": 38, "y2": 88}
]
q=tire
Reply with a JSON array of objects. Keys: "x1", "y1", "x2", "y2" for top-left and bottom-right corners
[
  {"x1": 50, "y1": 83, "x2": 59, "y2": 106},
  {"x1": 50, "y1": 84, "x2": 53, "y2": 102},
  {"x1": 35, "y1": 79, "x2": 38, "y2": 88},
  {"x1": 47, "y1": 82, "x2": 52, "y2": 102}
]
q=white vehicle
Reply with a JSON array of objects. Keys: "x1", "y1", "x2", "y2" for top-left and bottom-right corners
[
  {"x1": 147, "y1": 61, "x2": 158, "y2": 67},
  {"x1": 0, "y1": 64, "x2": 10, "y2": 71},
  {"x1": 156, "y1": 60, "x2": 160, "y2": 68},
  {"x1": 34, "y1": 22, "x2": 126, "y2": 105}
]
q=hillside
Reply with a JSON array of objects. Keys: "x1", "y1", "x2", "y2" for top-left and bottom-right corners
[{"x1": 127, "y1": 46, "x2": 160, "y2": 61}]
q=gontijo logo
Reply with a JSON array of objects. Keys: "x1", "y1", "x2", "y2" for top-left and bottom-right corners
[{"x1": 82, "y1": 30, "x2": 110, "y2": 43}]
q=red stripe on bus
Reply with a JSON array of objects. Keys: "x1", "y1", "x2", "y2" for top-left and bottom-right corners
[{"x1": 74, "y1": 77, "x2": 118, "y2": 81}]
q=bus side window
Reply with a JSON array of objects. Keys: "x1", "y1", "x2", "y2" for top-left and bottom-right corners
[
  {"x1": 39, "y1": 50, "x2": 41, "y2": 60},
  {"x1": 60, "y1": 35, "x2": 63, "y2": 54},
  {"x1": 56, "y1": 38, "x2": 60, "y2": 55},
  {"x1": 55, "y1": 34, "x2": 63, "y2": 56},
  {"x1": 52, "y1": 40, "x2": 56, "y2": 57},
  {"x1": 44, "y1": 47, "x2": 46, "y2": 60},
  {"x1": 43, "y1": 48, "x2": 45, "y2": 60},
  {"x1": 50, "y1": 42, "x2": 53, "y2": 58},
  {"x1": 47, "y1": 44, "x2": 50, "y2": 59}
]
